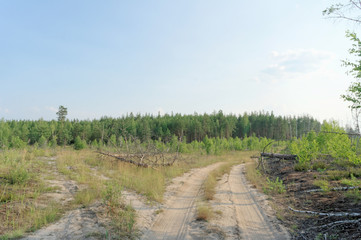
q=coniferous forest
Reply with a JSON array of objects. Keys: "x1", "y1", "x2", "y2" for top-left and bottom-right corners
[{"x1": 0, "y1": 110, "x2": 321, "y2": 149}]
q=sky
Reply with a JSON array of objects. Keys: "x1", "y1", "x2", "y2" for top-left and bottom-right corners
[{"x1": 0, "y1": 0, "x2": 359, "y2": 124}]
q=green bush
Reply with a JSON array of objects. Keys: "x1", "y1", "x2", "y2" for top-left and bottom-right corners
[
  {"x1": 6, "y1": 166, "x2": 29, "y2": 185},
  {"x1": 263, "y1": 177, "x2": 286, "y2": 194},
  {"x1": 74, "y1": 136, "x2": 87, "y2": 150}
]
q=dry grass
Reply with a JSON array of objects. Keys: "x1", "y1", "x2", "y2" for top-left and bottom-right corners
[
  {"x1": 245, "y1": 161, "x2": 265, "y2": 190},
  {"x1": 196, "y1": 202, "x2": 214, "y2": 221},
  {"x1": 1, "y1": 148, "x2": 258, "y2": 238},
  {"x1": 0, "y1": 149, "x2": 62, "y2": 238}
]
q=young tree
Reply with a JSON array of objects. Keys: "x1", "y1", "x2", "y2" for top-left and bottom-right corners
[
  {"x1": 56, "y1": 105, "x2": 68, "y2": 122},
  {"x1": 341, "y1": 31, "x2": 361, "y2": 132},
  {"x1": 324, "y1": 2, "x2": 361, "y2": 132}
]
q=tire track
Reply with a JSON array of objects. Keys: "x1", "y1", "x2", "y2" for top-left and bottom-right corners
[
  {"x1": 212, "y1": 164, "x2": 290, "y2": 240},
  {"x1": 141, "y1": 162, "x2": 224, "y2": 240}
]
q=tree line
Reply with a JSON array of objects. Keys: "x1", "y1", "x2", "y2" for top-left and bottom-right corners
[{"x1": 0, "y1": 110, "x2": 321, "y2": 149}]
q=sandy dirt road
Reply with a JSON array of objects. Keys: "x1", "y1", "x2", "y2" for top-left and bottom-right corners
[
  {"x1": 211, "y1": 164, "x2": 290, "y2": 240},
  {"x1": 142, "y1": 163, "x2": 289, "y2": 240},
  {"x1": 141, "y1": 162, "x2": 224, "y2": 240}
]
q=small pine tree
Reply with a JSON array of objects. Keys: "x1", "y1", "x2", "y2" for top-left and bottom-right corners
[{"x1": 74, "y1": 136, "x2": 86, "y2": 150}]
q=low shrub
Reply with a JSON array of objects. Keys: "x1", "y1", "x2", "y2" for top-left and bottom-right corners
[{"x1": 263, "y1": 177, "x2": 286, "y2": 194}]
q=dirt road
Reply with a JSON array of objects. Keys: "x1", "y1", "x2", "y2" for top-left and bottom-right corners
[
  {"x1": 211, "y1": 164, "x2": 290, "y2": 240},
  {"x1": 141, "y1": 162, "x2": 224, "y2": 240},
  {"x1": 22, "y1": 158, "x2": 289, "y2": 240}
]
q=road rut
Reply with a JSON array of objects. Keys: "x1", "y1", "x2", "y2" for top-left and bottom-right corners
[
  {"x1": 212, "y1": 164, "x2": 290, "y2": 240},
  {"x1": 141, "y1": 162, "x2": 224, "y2": 240}
]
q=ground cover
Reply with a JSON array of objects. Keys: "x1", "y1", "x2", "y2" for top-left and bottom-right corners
[
  {"x1": 248, "y1": 156, "x2": 361, "y2": 239},
  {"x1": 0, "y1": 147, "x2": 243, "y2": 239}
]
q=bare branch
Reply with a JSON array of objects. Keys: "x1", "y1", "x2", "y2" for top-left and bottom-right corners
[{"x1": 289, "y1": 206, "x2": 361, "y2": 217}]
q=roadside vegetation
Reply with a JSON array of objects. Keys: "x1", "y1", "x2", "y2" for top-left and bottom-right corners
[
  {"x1": 0, "y1": 137, "x2": 271, "y2": 239},
  {"x1": 244, "y1": 121, "x2": 361, "y2": 239}
]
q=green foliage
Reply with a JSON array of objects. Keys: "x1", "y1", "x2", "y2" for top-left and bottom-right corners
[
  {"x1": 6, "y1": 166, "x2": 29, "y2": 185},
  {"x1": 73, "y1": 136, "x2": 87, "y2": 150},
  {"x1": 203, "y1": 136, "x2": 213, "y2": 155},
  {"x1": 9, "y1": 136, "x2": 26, "y2": 149},
  {"x1": 345, "y1": 189, "x2": 361, "y2": 203},
  {"x1": 313, "y1": 180, "x2": 330, "y2": 192},
  {"x1": 0, "y1": 112, "x2": 321, "y2": 150},
  {"x1": 56, "y1": 105, "x2": 67, "y2": 122},
  {"x1": 102, "y1": 181, "x2": 137, "y2": 237},
  {"x1": 290, "y1": 136, "x2": 318, "y2": 164},
  {"x1": 340, "y1": 174, "x2": 361, "y2": 186},
  {"x1": 37, "y1": 136, "x2": 47, "y2": 148},
  {"x1": 263, "y1": 177, "x2": 286, "y2": 194},
  {"x1": 290, "y1": 121, "x2": 361, "y2": 166},
  {"x1": 294, "y1": 162, "x2": 311, "y2": 172}
]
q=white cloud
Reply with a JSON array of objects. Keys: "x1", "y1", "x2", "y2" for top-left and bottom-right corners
[{"x1": 260, "y1": 49, "x2": 336, "y2": 81}]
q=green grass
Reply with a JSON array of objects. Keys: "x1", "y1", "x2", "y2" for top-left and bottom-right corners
[
  {"x1": 0, "y1": 148, "x2": 258, "y2": 238},
  {"x1": 263, "y1": 177, "x2": 286, "y2": 195},
  {"x1": 0, "y1": 149, "x2": 64, "y2": 237}
]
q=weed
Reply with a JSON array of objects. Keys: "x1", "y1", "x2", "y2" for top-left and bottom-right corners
[
  {"x1": 345, "y1": 189, "x2": 361, "y2": 203},
  {"x1": 6, "y1": 166, "x2": 30, "y2": 185},
  {"x1": 74, "y1": 189, "x2": 97, "y2": 207},
  {"x1": 102, "y1": 181, "x2": 138, "y2": 238},
  {"x1": 312, "y1": 161, "x2": 327, "y2": 171},
  {"x1": 155, "y1": 209, "x2": 163, "y2": 215},
  {"x1": 263, "y1": 177, "x2": 286, "y2": 194},
  {"x1": 326, "y1": 170, "x2": 349, "y2": 180},
  {"x1": 196, "y1": 202, "x2": 213, "y2": 221},
  {"x1": 294, "y1": 162, "x2": 310, "y2": 172},
  {"x1": 313, "y1": 180, "x2": 330, "y2": 192},
  {"x1": 340, "y1": 174, "x2": 361, "y2": 187}
]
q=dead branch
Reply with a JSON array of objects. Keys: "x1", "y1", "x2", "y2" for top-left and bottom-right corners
[
  {"x1": 97, "y1": 151, "x2": 150, "y2": 167},
  {"x1": 309, "y1": 218, "x2": 361, "y2": 230},
  {"x1": 288, "y1": 206, "x2": 361, "y2": 217},
  {"x1": 303, "y1": 186, "x2": 360, "y2": 193},
  {"x1": 261, "y1": 152, "x2": 297, "y2": 160}
]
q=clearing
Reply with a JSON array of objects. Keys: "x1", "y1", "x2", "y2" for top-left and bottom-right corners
[{"x1": 15, "y1": 152, "x2": 289, "y2": 240}]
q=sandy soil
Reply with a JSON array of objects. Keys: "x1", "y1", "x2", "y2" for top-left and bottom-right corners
[
  {"x1": 22, "y1": 202, "x2": 108, "y2": 240},
  {"x1": 21, "y1": 158, "x2": 290, "y2": 240},
  {"x1": 141, "y1": 162, "x2": 225, "y2": 240},
  {"x1": 211, "y1": 164, "x2": 290, "y2": 240},
  {"x1": 21, "y1": 157, "x2": 108, "y2": 240}
]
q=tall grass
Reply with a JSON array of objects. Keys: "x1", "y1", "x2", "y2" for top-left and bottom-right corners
[{"x1": 0, "y1": 149, "x2": 62, "y2": 238}]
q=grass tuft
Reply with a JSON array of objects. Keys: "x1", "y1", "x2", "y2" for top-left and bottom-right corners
[{"x1": 196, "y1": 202, "x2": 213, "y2": 221}]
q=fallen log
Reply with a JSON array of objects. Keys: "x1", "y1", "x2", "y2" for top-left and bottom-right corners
[
  {"x1": 288, "y1": 206, "x2": 361, "y2": 217},
  {"x1": 97, "y1": 151, "x2": 176, "y2": 167},
  {"x1": 309, "y1": 218, "x2": 361, "y2": 230},
  {"x1": 97, "y1": 151, "x2": 150, "y2": 168},
  {"x1": 261, "y1": 152, "x2": 297, "y2": 160},
  {"x1": 303, "y1": 186, "x2": 360, "y2": 193}
]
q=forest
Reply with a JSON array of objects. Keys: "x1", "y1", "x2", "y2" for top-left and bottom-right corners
[{"x1": 0, "y1": 110, "x2": 321, "y2": 149}]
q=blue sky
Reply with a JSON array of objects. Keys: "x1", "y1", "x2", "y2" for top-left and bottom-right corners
[{"x1": 0, "y1": 0, "x2": 358, "y2": 124}]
